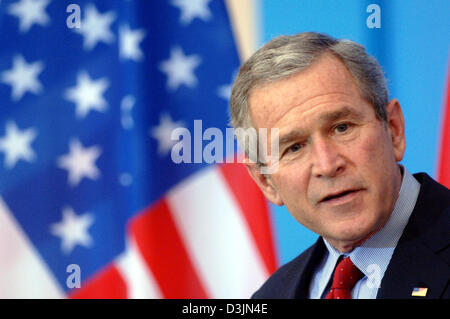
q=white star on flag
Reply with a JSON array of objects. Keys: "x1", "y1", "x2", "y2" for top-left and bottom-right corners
[
  {"x1": 57, "y1": 139, "x2": 102, "y2": 187},
  {"x1": 64, "y1": 71, "x2": 109, "y2": 118},
  {"x1": 120, "y1": 95, "x2": 135, "y2": 129},
  {"x1": 217, "y1": 70, "x2": 238, "y2": 100},
  {"x1": 1, "y1": 54, "x2": 44, "y2": 101},
  {"x1": 150, "y1": 112, "x2": 185, "y2": 156},
  {"x1": 217, "y1": 83, "x2": 232, "y2": 100},
  {"x1": 159, "y1": 46, "x2": 201, "y2": 91},
  {"x1": 50, "y1": 206, "x2": 94, "y2": 255},
  {"x1": 74, "y1": 4, "x2": 116, "y2": 51},
  {"x1": 8, "y1": 0, "x2": 51, "y2": 33},
  {"x1": 119, "y1": 25, "x2": 146, "y2": 61},
  {"x1": 0, "y1": 121, "x2": 37, "y2": 169},
  {"x1": 171, "y1": 0, "x2": 212, "y2": 25}
]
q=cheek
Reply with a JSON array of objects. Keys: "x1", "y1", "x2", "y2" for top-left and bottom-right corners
[
  {"x1": 356, "y1": 130, "x2": 399, "y2": 211},
  {"x1": 273, "y1": 168, "x2": 309, "y2": 205},
  {"x1": 355, "y1": 128, "x2": 394, "y2": 173},
  {"x1": 271, "y1": 169, "x2": 318, "y2": 227}
]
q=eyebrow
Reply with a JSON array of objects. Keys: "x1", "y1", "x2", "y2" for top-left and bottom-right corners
[
  {"x1": 278, "y1": 106, "x2": 362, "y2": 147},
  {"x1": 318, "y1": 106, "x2": 356, "y2": 123},
  {"x1": 278, "y1": 129, "x2": 308, "y2": 147}
]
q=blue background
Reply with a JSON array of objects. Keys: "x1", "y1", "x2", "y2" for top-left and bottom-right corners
[{"x1": 260, "y1": 0, "x2": 450, "y2": 265}]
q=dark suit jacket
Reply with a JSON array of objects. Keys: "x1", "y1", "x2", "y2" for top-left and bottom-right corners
[{"x1": 252, "y1": 173, "x2": 450, "y2": 299}]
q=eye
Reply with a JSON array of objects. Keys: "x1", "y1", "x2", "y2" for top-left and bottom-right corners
[
  {"x1": 281, "y1": 141, "x2": 307, "y2": 159},
  {"x1": 288, "y1": 143, "x2": 303, "y2": 153},
  {"x1": 334, "y1": 123, "x2": 350, "y2": 133}
]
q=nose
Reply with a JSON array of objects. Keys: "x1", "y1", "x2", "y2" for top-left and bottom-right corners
[{"x1": 310, "y1": 137, "x2": 346, "y2": 178}]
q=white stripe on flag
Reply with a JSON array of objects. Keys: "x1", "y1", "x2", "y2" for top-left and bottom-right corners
[
  {"x1": 167, "y1": 167, "x2": 269, "y2": 298},
  {"x1": 115, "y1": 236, "x2": 163, "y2": 299},
  {"x1": 0, "y1": 197, "x2": 65, "y2": 298}
]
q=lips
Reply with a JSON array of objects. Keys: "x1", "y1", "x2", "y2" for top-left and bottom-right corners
[{"x1": 319, "y1": 189, "x2": 362, "y2": 204}]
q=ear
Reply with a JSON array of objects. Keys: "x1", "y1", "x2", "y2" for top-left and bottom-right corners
[
  {"x1": 245, "y1": 161, "x2": 284, "y2": 206},
  {"x1": 385, "y1": 98, "x2": 406, "y2": 162}
]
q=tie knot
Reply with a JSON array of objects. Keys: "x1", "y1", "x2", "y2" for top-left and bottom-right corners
[{"x1": 331, "y1": 257, "x2": 364, "y2": 290}]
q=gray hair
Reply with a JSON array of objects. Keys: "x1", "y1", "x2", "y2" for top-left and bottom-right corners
[{"x1": 229, "y1": 32, "x2": 389, "y2": 159}]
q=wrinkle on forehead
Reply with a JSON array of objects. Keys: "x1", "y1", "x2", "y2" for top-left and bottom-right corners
[{"x1": 248, "y1": 53, "x2": 362, "y2": 130}]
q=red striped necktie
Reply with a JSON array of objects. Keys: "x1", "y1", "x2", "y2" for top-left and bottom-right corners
[{"x1": 325, "y1": 257, "x2": 364, "y2": 299}]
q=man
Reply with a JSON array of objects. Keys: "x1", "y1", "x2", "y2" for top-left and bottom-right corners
[{"x1": 229, "y1": 32, "x2": 449, "y2": 299}]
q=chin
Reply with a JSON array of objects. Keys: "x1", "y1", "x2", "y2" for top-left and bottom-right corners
[{"x1": 328, "y1": 216, "x2": 378, "y2": 247}]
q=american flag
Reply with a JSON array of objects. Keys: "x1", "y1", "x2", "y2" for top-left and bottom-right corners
[
  {"x1": 0, "y1": 0, "x2": 277, "y2": 298},
  {"x1": 438, "y1": 64, "x2": 450, "y2": 189}
]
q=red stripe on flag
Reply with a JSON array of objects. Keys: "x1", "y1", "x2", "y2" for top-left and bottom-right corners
[
  {"x1": 438, "y1": 63, "x2": 450, "y2": 188},
  {"x1": 128, "y1": 199, "x2": 209, "y2": 298},
  {"x1": 69, "y1": 263, "x2": 127, "y2": 299},
  {"x1": 218, "y1": 162, "x2": 278, "y2": 274}
]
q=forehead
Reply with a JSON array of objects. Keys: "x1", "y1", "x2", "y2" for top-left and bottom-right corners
[{"x1": 248, "y1": 53, "x2": 367, "y2": 129}]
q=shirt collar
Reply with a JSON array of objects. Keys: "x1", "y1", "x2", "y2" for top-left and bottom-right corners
[{"x1": 322, "y1": 165, "x2": 420, "y2": 278}]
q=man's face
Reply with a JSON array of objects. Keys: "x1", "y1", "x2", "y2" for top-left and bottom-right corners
[{"x1": 247, "y1": 53, "x2": 406, "y2": 252}]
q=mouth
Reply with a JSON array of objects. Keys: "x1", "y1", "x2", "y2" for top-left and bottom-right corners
[{"x1": 319, "y1": 189, "x2": 363, "y2": 206}]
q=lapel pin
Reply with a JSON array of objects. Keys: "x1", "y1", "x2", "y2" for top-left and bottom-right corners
[{"x1": 411, "y1": 287, "x2": 428, "y2": 297}]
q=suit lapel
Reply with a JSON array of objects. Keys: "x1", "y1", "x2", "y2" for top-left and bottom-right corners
[
  {"x1": 377, "y1": 173, "x2": 450, "y2": 298},
  {"x1": 292, "y1": 237, "x2": 327, "y2": 298}
]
